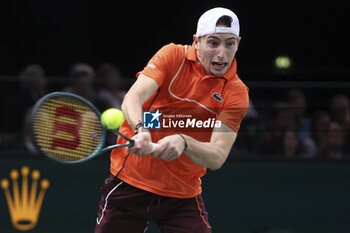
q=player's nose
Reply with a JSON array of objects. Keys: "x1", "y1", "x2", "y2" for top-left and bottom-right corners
[{"x1": 216, "y1": 46, "x2": 225, "y2": 59}]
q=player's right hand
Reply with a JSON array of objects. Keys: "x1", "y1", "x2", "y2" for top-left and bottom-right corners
[{"x1": 128, "y1": 132, "x2": 153, "y2": 157}]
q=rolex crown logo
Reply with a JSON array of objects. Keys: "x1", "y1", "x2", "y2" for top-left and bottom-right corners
[{"x1": 1, "y1": 166, "x2": 50, "y2": 231}]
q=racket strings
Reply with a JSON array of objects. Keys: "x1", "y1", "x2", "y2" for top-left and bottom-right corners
[{"x1": 33, "y1": 95, "x2": 103, "y2": 162}]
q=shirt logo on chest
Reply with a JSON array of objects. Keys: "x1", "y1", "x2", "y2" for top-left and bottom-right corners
[{"x1": 212, "y1": 93, "x2": 224, "y2": 103}]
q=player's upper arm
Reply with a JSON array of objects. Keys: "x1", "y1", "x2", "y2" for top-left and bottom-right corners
[
  {"x1": 210, "y1": 123, "x2": 237, "y2": 160},
  {"x1": 217, "y1": 84, "x2": 249, "y2": 132},
  {"x1": 123, "y1": 74, "x2": 159, "y2": 107}
]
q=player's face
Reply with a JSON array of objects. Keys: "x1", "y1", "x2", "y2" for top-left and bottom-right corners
[{"x1": 194, "y1": 33, "x2": 240, "y2": 76}]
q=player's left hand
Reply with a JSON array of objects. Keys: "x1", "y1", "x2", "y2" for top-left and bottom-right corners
[{"x1": 151, "y1": 134, "x2": 186, "y2": 161}]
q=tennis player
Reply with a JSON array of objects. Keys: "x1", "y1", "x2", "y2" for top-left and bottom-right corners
[{"x1": 95, "y1": 7, "x2": 249, "y2": 233}]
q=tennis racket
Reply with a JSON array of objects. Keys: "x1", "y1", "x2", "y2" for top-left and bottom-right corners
[{"x1": 31, "y1": 92, "x2": 157, "y2": 163}]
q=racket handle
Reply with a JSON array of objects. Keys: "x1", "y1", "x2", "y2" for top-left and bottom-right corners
[{"x1": 150, "y1": 143, "x2": 158, "y2": 153}]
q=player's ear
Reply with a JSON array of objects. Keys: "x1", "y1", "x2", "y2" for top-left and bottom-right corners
[
  {"x1": 192, "y1": 34, "x2": 199, "y2": 47},
  {"x1": 236, "y1": 36, "x2": 242, "y2": 51}
]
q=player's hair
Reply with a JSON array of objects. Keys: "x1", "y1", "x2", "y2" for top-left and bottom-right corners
[{"x1": 216, "y1": 15, "x2": 232, "y2": 27}]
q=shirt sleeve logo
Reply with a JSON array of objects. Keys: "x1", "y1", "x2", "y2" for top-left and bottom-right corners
[{"x1": 146, "y1": 64, "x2": 156, "y2": 69}]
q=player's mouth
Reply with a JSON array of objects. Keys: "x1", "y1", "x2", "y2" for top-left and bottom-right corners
[{"x1": 211, "y1": 62, "x2": 227, "y2": 71}]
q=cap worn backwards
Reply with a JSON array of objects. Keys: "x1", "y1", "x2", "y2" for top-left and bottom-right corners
[{"x1": 196, "y1": 7, "x2": 240, "y2": 38}]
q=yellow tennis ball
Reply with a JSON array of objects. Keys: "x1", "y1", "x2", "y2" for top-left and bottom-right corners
[{"x1": 101, "y1": 108, "x2": 125, "y2": 130}]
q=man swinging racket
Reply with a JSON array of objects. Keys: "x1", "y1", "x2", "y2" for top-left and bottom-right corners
[{"x1": 95, "y1": 7, "x2": 249, "y2": 233}]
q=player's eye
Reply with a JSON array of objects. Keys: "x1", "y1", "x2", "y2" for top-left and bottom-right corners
[
  {"x1": 208, "y1": 40, "x2": 219, "y2": 47},
  {"x1": 226, "y1": 41, "x2": 235, "y2": 47}
]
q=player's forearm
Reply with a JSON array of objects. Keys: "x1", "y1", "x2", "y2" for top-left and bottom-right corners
[
  {"x1": 121, "y1": 74, "x2": 159, "y2": 130},
  {"x1": 121, "y1": 93, "x2": 143, "y2": 129},
  {"x1": 182, "y1": 135, "x2": 229, "y2": 171}
]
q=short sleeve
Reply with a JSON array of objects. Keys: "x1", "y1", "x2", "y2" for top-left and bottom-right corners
[
  {"x1": 217, "y1": 84, "x2": 249, "y2": 132},
  {"x1": 136, "y1": 43, "x2": 184, "y2": 87}
]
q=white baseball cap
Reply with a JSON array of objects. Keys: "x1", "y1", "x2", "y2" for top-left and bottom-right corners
[{"x1": 196, "y1": 7, "x2": 240, "y2": 38}]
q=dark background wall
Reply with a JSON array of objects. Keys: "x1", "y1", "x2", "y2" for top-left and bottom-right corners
[{"x1": 0, "y1": 0, "x2": 349, "y2": 80}]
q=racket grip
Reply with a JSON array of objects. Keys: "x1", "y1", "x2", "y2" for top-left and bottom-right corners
[{"x1": 150, "y1": 143, "x2": 158, "y2": 153}]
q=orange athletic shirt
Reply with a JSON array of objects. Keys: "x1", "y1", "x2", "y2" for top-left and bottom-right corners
[{"x1": 110, "y1": 43, "x2": 249, "y2": 198}]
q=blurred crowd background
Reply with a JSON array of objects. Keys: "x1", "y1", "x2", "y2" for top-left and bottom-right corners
[{"x1": 0, "y1": 0, "x2": 349, "y2": 161}]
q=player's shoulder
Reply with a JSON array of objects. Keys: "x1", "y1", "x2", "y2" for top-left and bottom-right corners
[
  {"x1": 223, "y1": 75, "x2": 249, "y2": 106},
  {"x1": 228, "y1": 75, "x2": 249, "y2": 92},
  {"x1": 162, "y1": 42, "x2": 186, "y2": 51},
  {"x1": 157, "y1": 43, "x2": 186, "y2": 58}
]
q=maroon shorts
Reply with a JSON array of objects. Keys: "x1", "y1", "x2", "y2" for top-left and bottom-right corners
[{"x1": 95, "y1": 175, "x2": 211, "y2": 233}]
